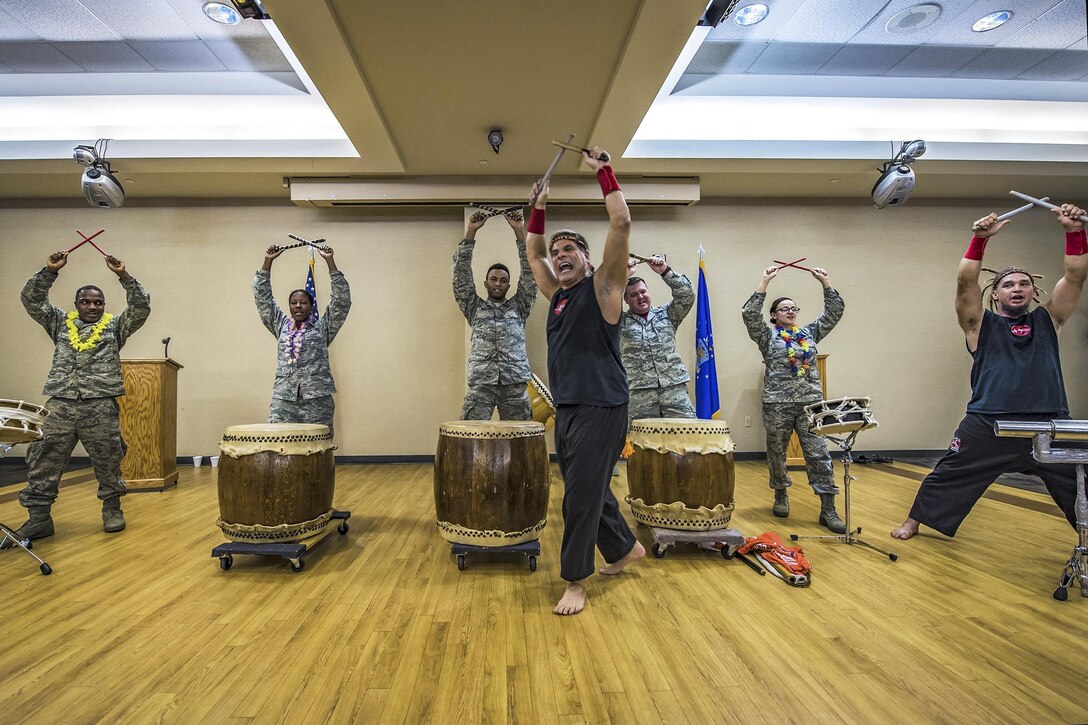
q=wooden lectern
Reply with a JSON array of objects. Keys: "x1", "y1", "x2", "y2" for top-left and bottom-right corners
[
  {"x1": 119, "y1": 358, "x2": 182, "y2": 492},
  {"x1": 786, "y1": 353, "x2": 828, "y2": 468}
]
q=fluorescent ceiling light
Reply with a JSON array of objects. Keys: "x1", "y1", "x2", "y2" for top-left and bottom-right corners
[
  {"x1": 202, "y1": 2, "x2": 241, "y2": 25},
  {"x1": 972, "y1": 11, "x2": 1013, "y2": 32},
  {"x1": 734, "y1": 4, "x2": 769, "y2": 26}
]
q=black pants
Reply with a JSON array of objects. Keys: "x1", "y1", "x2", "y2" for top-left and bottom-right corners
[
  {"x1": 555, "y1": 404, "x2": 637, "y2": 582},
  {"x1": 909, "y1": 412, "x2": 1079, "y2": 537}
]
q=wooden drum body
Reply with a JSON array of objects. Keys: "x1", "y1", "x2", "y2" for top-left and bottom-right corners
[
  {"x1": 434, "y1": 421, "x2": 550, "y2": 546},
  {"x1": 526, "y1": 373, "x2": 556, "y2": 430},
  {"x1": 625, "y1": 418, "x2": 736, "y2": 531},
  {"x1": 216, "y1": 423, "x2": 337, "y2": 543}
]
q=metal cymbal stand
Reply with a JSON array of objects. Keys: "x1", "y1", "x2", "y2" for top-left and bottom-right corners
[
  {"x1": 995, "y1": 420, "x2": 1088, "y2": 601},
  {"x1": 0, "y1": 443, "x2": 53, "y2": 575},
  {"x1": 790, "y1": 428, "x2": 898, "y2": 561}
]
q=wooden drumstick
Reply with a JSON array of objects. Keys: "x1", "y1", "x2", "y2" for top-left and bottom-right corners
[
  {"x1": 550, "y1": 140, "x2": 611, "y2": 164},
  {"x1": 734, "y1": 551, "x2": 767, "y2": 576},
  {"x1": 629, "y1": 252, "x2": 664, "y2": 264},
  {"x1": 65, "y1": 228, "x2": 107, "y2": 255},
  {"x1": 972, "y1": 198, "x2": 1049, "y2": 231},
  {"x1": 773, "y1": 257, "x2": 813, "y2": 273},
  {"x1": 530, "y1": 133, "x2": 575, "y2": 206},
  {"x1": 1009, "y1": 191, "x2": 1088, "y2": 224}
]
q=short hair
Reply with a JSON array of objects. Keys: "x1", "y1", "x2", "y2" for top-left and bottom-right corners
[
  {"x1": 549, "y1": 230, "x2": 589, "y2": 255},
  {"x1": 288, "y1": 289, "x2": 315, "y2": 306},
  {"x1": 769, "y1": 296, "x2": 792, "y2": 320},
  {"x1": 75, "y1": 285, "x2": 103, "y2": 304},
  {"x1": 486, "y1": 263, "x2": 510, "y2": 278},
  {"x1": 626, "y1": 276, "x2": 645, "y2": 291}
]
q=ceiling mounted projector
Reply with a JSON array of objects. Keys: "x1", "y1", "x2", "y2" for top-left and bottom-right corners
[
  {"x1": 74, "y1": 139, "x2": 125, "y2": 208},
  {"x1": 872, "y1": 140, "x2": 926, "y2": 209}
]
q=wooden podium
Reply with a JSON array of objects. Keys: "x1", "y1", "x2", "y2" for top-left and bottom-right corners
[
  {"x1": 786, "y1": 353, "x2": 828, "y2": 468},
  {"x1": 119, "y1": 358, "x2": 182, "y2": 492}
]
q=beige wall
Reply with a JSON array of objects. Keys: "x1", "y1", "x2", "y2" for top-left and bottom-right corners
[{"x1": 2, "y1": 199, "x2": 1085, "y2": 458}]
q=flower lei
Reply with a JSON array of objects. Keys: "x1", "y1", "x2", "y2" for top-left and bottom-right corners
[
  {"x1": 776, "y1": 325, "x2": 814, "y2": 378},
  {"x1": 282, "y1": 315, "x2": 314, "y2": 365},
  {"x1": 66, "y1": 311, "x2": 113, "y2": 353}
]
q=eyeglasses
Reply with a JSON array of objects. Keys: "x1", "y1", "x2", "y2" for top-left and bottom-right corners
[{"x1": 774, "y1": 306, "x2": 801, "y2": 313}]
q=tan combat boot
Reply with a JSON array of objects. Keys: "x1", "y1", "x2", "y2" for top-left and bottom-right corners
[
  {"x1": 772, "y1": 488, "x2": 789, "y2": 518},
  {"x1": 102, "y1": 498, "x2": 126, "y2": 533}
]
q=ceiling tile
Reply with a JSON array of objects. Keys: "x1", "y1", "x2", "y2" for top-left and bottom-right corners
[
  {"x1": 684, "y1": 41, "x2": 767, "y2": 74},
  {"x1": 998, "y1": 0, "x2": 1087, "y2": 49},
  {"x1": 706, "y1": 0, "x2": 805, "y2": 43},
  {"x1": 127, "y1": 40, "x2": 226, "y2": 72},
  {"x1": 171, "y1": 2, "x2": 274, "y2": 41},
  {"x1": 75, "y1": 0, "x2": 196, "y2": 41},
  {"x1": 817, "y1": 44, "x2": 916, "y2": 76},
  {"x1": 1017, "y1": 47, "x2": 1088, "y2": 81},
  {"x1": 58, "y1": 41, "x2": 156, "y2": 72},
  {"x1": 0, "y1": 0, "x2": 119, "y2": 42},
  {"x1": 204, "y1": 38, "x2": 292, "y2": 73},
  {"x1": 0, "y1": 42, "x2": 83, "y2": 72},
  {"x1": 847, "y1": 0, "x2": 971, "y2": 46},
  {"x1": 0, "y1": 6, "x2": 40, "y2": 41},
  {"x1": 953, "y1": 47, "x2": 1057, "y2": 79},
  {"x1": 887, "y1": 45, "x2": 984, "y2": 76},
  {"x1": 771, "y1": 0, "x2": 876, "y2": 43},
  {"x1": 748, "y1": 42, "x2": 842, "y2": 75}
]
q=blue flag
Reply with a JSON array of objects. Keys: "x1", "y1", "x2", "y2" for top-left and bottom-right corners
[
  {"x1": 305, "y1": 253, "x2": 318, "y2": 319},
  {"x1": 695, "y1": 250, "x2": 719, "y2": 419}
]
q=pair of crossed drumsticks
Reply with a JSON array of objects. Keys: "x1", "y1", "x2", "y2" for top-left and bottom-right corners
[
  {"x1": 772, "y1": 257, "x2": 814, "y2": 273},
  {"x1": 64, "y1": 229, "x2": 110, "y2": 257}
]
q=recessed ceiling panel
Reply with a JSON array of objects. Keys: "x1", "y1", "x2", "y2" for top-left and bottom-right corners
[
  {"x1": 128, "y1": 40, "x2": 227, "y2": 72},
  {"x1": 997, "y1": 0, "x2": 1087, "y2": 50},
  {"x1": 204, "y1": 39, "x2": 293, "y2": 73},
  {"x1": 886, "y1": 45, "x2": 985, "y2": 76},
  {"x1": 0, "y1": 6, "x2": 39, "y2": 41},
  {"x1": 59, "y1": 41, "x2": 156, "y2": 73},
  {"x1": 747, "y1": 42, "x2": 843, "y2": 75},
  {"x1": 683, "y1": 41, "x2": 768, "y2": 75},
  {"x1": 817, "y1": 44, "x2": 916, "y2": 76},
  {"x1": 953, "y1": 47, "x2": 1058, "y2": 79},
  {"x1": 76, "y1": 0, "x2": 196, "y2": 41},
  {"x1": 0, "y1": 0, "x2": 119, "y2": 42},
  {"x1": 0, "y1": 43, "x2": 84, "y2": 72},
  {"x1": 1018, "y1": 48, "x2": 1088, "y2": 82},
  {"x1": 772, "y1": 0, "x2": 876, "y2": 43}
]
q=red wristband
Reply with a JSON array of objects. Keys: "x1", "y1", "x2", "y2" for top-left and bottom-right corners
[
  {"x1": 527, "y1": 207, "x2": 546, "y2": 235},
  {"x1": 596, "y1": 166, "x2": 620, "y2": 196},
  {"x1": 1065, "y1": 229, "x2": 1087, "y2": 256},
  {"x1": 964, "y1": 235, "x2": 988, "y2": 261}
]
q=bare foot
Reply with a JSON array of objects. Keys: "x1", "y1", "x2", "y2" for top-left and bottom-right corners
[
  {"x1": 553, "y1": 583, "x2": 586, "y2": 615},
  {"x1": 599, "y1": 541, "x2": 646, "y2": 575},
  {"x1": 890, "y1": 517, "x2": 920, "y2": 540}
]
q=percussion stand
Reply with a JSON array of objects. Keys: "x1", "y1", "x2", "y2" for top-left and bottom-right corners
[
  {"x1": 790, "y1": 428, "x2": 898, "y2": 561},
  {"x1": 994, "y1": 420, "x2": 1088, "y2": 601},
  {"x1": 0, "y1": 443, "x2": 53, "y2": 575}
]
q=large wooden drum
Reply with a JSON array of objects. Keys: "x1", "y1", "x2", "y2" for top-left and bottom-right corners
[
  {"x1": 433, "y1": 420, "x2": 550, "y2": 546},
  {"x1": 216, "y1": 423, "x2": 337, "y2": 543},
  {"x1": 625, "y1": 418, "x2": 736, "y2": 531}
]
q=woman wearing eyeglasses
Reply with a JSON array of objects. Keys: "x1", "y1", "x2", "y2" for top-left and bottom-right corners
[{"x1": 741, "y1": 265, "x2": 846, "y2": 532}]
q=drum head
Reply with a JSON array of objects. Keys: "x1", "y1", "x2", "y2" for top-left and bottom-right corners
[
  {"x1": 439, "y1": 420, "x2": 545, "y2": 439},
  {"x1": 628, "y1": 418, "x2": 734, "y2": 455},
  {"x1": 220, "y1": 423, "x2": 335, "y2": 457}
]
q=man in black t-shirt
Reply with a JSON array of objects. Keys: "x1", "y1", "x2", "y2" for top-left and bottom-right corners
[
  {"x1": 892, "y1": 202, "x2": 1087, "y2": 541},
  {"x1": 525, "y1": 146, "x2": 646, "y2": 616}
]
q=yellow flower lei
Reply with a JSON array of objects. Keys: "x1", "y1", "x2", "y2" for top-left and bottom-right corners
[{"x1": 66, "y1": 311, "x2": 113, "y2": 353}]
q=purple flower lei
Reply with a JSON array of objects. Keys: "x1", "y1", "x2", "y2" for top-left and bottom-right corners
[{"x1": 282, "y1": 313, "x2": 315, "y2": 365}]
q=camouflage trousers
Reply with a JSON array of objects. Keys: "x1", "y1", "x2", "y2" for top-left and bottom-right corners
[
  {"x1": 19, "y1": 396, "x2": 128, "y2": 509},
  {"x1": 762, "y1": 401, "x2": 837, "y2": 495},
  {"x1": 628, "y1": 383, "x2": 696, "y2": 427},
  {"x1": 461, "y1": 383, "x2": 531, "y2": 421},
  {"x1": 269, "y1": 395, "x2": 335, "y2": 437}
]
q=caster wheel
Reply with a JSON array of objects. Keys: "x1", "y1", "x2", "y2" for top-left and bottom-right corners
[
  {"x1": 219, "y1": 555, "x2": 233, "y2": 571},
  {"x1": 888, "y1": 553, "x2": 898, "y2": 562},
  {"x1": 651, "y1": 543, "x2": 666, "y2": 559},
  {"x1": 40, "y1": 563, "x2": 52, "y2": 575},
  {"x1": 1054, "y1": 586, "x2": 1068, "y2": 601},
  {"x1": 721, "y1": 547, "x2": 734, "y2": 560},
  {"x1": 290, "y1": 559, "x2": 305, "y2": 572},
  {"x1": 789, "y1": 534, "x2": 799, "y2": 541},
  {"x1": 337, "y1": 522, "x2": 349, "y2": 535},
  {"x1": 456, "y1": 554, "x2": 466, "y2": 571},
  {"x1": 528, "y1": 555, "x2": 537, "y2": 572}
]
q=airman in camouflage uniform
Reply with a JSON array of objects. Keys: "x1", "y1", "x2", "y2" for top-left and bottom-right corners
[
  {"x1": 1, "y1": 251, "x2": 151, "y2": 548},
  {"x1": 255, "y1": 245, "x2": 351, "y2": 436},
  {"x1": 453, "y1": 210, "x2": 536, "y2": 420},
  {"x1": 621, "y1": 255, "x2": 696, "y2": 427},
  {"x1": 742, "y1": 265, "x2": 846, "y2": 532}
]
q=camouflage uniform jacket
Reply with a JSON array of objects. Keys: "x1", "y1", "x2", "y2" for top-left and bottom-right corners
[
  {"x1": 741, "y1": 288, "x2": 844, "y2": 403},
  {"x1": 253, "y1": 269, "x2": 351, "y2": 401},
  {"x1": 452, "y1": 238, "x2": 537, "y2": 385},
  {"x1": 22, "y1": 268, "x2": 151, "y2": 400},
  {"x1": 620, "y1": 270, "x2": 695, "y2": 390}
]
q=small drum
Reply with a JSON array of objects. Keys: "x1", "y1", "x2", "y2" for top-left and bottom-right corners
[
  {"x1": 216, "y1": 423, "x2": 337, "y2": 543},
  {"x1": 625, "y1": 418, "x2": 736, "y2": 531},
  {"x1": 0, "y1": 399, "x2": 49, "y2": 445},
  {"x1": 526, "y1": 373, "x2": 556, "y2": 430},
  {"x1": 805, "y1": 397, "x2": 878, "y2": 436},
  {"x1": 434, "y1": 420, "x2": 550, "y2": 546}
]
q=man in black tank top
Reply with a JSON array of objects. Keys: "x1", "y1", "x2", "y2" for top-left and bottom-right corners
[
  {"x1": 524, "y1": 146, "x2": 645, "y2": 615},
  {"x1": 892, "y1": 203, "x2": 1087, "y2": 542}
]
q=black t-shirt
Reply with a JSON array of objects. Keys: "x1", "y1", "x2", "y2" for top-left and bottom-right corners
[
  {"x1": 546, "y1": 276, "x2": 628, "y2": 406},
  {"x1": 966, "y1": 307, "x2": 1068, "y2": 415}
]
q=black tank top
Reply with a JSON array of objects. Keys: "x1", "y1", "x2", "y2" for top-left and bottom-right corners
[
  {"x1": 546, "y1": 276, "x2": 628, "y2": 406},
  {"x1": 966, "y1": 308, "x2": 1068, "y2": 415}
]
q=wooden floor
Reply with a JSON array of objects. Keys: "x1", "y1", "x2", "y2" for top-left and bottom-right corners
[{"x1": 1, "y1": 458, "x2": 1085, "y2": 724}]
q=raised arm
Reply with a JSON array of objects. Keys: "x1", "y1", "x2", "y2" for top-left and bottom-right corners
[
  {"x1": 21, "y1": 252, "x2": 67, "y2": 337},
  {"x1": 318, "y1": 246, "x2": 351, "y2": 343},
  {"x1": 1042, "y1": 203, "x2": 1088, "y2": 331},
  {"x1": 105, "y1": 256, "x2": 151, "y2": 348},
  {"x1": 807, "y1": 267, "x2": 844, "y2": 343},
  {"x1": 585, "y1": 148, "x2": 631, "y2": 325},
  {"x1": 507, "y1": 211, "x2": 538, "y2": 320},
  {"x1": 254, "y1": 245, "x2": 287, "y2": 337},
  {"x1": 648, "y1": 256, "x2": 694, "y2": 328},
  {"x1": 740, "y1": 266, "x2": 777, "y2": 347},
  {"x1": 958, "y1": 213, "x2": 1005, "y2": 350},
  {"x1": 526, "y1": 181, "x2": 559, "y2": 300},
  {"x1": 452, "y1": 213, "x2": 485, "y2": 321}
]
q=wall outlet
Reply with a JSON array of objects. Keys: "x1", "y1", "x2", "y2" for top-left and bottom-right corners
[{"x1": 744, "y1": 416, "x2": 751, "y2": 427}]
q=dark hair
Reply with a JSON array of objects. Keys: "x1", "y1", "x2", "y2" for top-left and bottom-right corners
[
  {"x1": 486, "y1": 263, "x2": 510, "y2": 277},
  {"x1": 549, "y1": 230, "x2": 589, "y2": 254},
  {"x1": 626, "y1": 276, "x2": 645, "y2": 290},
  {"x1": 74, "y1": 285, "x2": 103, "y2": 304},
  {"x1": 769, "y1": 296, "x2": 792, "y2": 320},
  {"x1": 288, "y1": 289, "x2": 315, "y2": 306}
]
